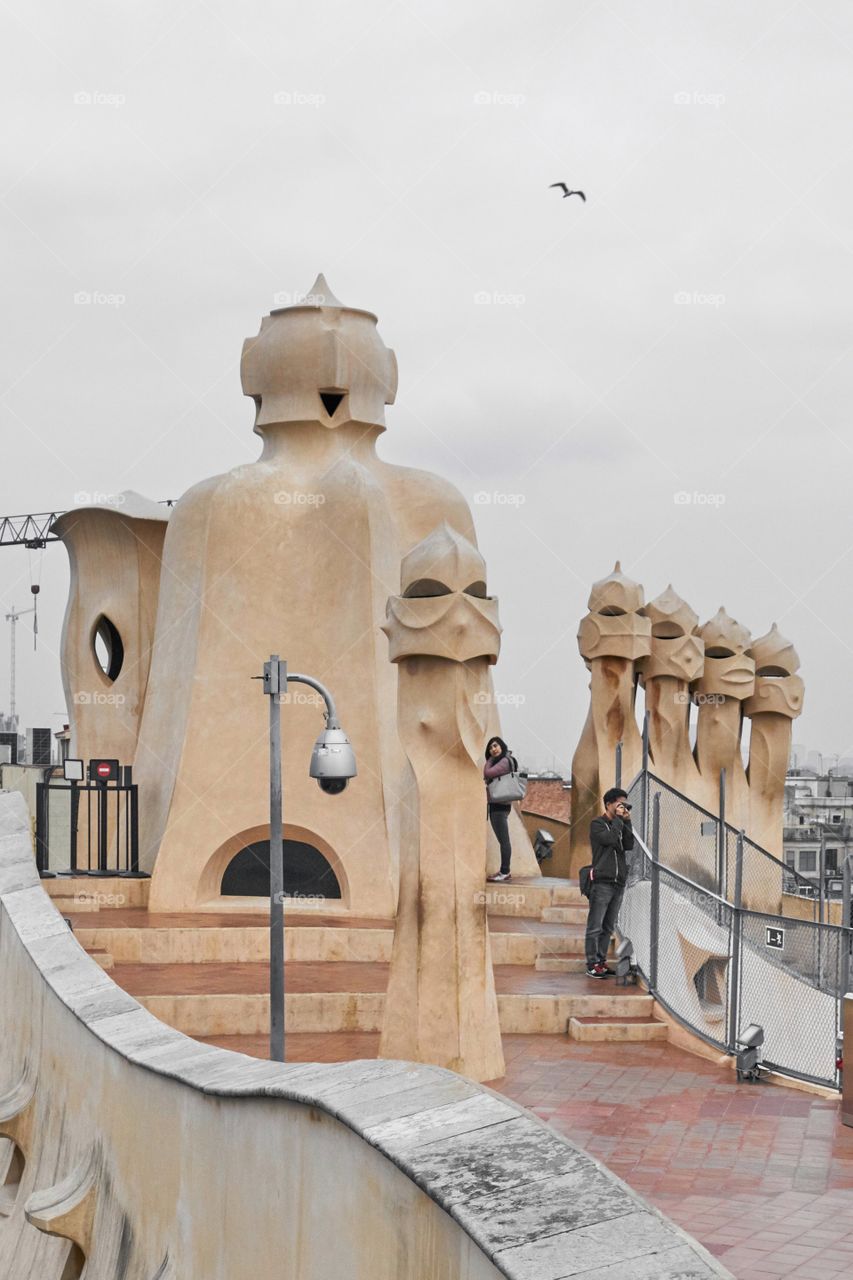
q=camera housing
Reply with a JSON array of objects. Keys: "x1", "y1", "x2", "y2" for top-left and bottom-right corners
[
  {"x1": 309, "y1": 727, "x2": 357, "y2": 794},
  {"x1": 317, "y1": 776, "x2": 348, "y2": 795}
]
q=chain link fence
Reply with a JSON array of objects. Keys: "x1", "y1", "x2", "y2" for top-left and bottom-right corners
[
  {"x1": 645, "y1": 774, "x2": 721, "y2": 893},
  {"x1": 618, "y1": 773, "x2": 853, "y2": 1089},
  {"x1": 737, "y1": 911, "x2": 844, "y2": 1083}
]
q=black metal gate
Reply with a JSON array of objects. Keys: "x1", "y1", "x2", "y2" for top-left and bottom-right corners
[{"x1": 35, "y1": 768, "x2": 142, "y2": 876}]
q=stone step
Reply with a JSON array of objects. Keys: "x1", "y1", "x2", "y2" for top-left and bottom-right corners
[
  {"x1": 74, "y1": 925, "x2": 395, "y2": 966},
  {"x1": 497, "y1": 993, "x2": 653, "y2": 1035},
  {"x1": 540, "y1": 906, "x2": 587, "y2": 925},
  {"x1": 86, "y1": 950, "x2": 114, "y2": 972},
  {"x1": 567, "y1": 1015, "x2": 668, "y2": 1043},
  {"x1": 112, "y1": 960, "x2": 652, "y2": 1038},
  {"x1": 484, "y1": 878, "x2": 583, "y2": 918},
  {"x1": 44, "y1": 876, "x2": 150, "y2": 909},
  {"x1": 49, "y1": 896, "x2": 100, "y2": 914},
  {"x1": 135, "y1": 990, "x2": 655, "y2": 1038},
  {"x1": 138, "y1": 992, "x2": 386, "y2": 1037},
  {"x1": 70, "y1": 922, "x2": 560, "y2": 967},
  {"x1": 535, "y1": 955, "x2": 587, "y2": 973}
]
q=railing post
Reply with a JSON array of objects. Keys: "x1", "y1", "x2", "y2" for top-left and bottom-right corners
[
  {"x1": 727, "y1": 829, "x2": 745, "y2": 1052},
  {"x1": 615, "y1": 740, "x2": 623, "y2": 789},
  {"x1": 641, "y1": 714, "x2": 650, "y2": 843},
  {"x1": 35, "y1": 782, "x2": 46, "y2": 875},
  {"x1": 70, "y1": 777, "x2": 79, "y2": 873},
  {"x1": 649, "y1": 791, "x2": 661, "y2": 994},
  {"x1": 841, "y1": 855, "x2": 853, "y2": 999},
  {"x1": 129, "y1": 784, "x2": 139, "y2": 874},
  {"x1": 717, "y1": 768, "x2": 726, "y2": 900}
]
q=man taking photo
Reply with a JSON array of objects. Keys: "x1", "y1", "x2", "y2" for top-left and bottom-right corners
[{"x1": 585, "y1": 787, "x2": 634, "y2": 978}]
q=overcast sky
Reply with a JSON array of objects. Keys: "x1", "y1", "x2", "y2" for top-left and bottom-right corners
[{"x1": 1, "y1": 1, "x2": 852, "y2": 773}]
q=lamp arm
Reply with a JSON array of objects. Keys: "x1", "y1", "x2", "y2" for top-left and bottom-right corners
[{"x1": 288, "y1": 673, "x2": 340, "y2": 728}]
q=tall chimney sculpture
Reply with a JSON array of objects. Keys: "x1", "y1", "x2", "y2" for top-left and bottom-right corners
[
  {"x1": 379, "y1": 523, "x2": 505, "y2": 1082},
  {"x1": 569, "y1": 563, "x2": 651, "y2": 873}
]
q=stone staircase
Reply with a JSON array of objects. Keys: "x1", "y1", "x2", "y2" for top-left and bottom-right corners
[{"x1": 43, "y1": 875, "x2": 668, "y2": 1046}]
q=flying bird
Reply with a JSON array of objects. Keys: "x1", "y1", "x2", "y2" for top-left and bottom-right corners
[{"x1": 550, "y1": 183, "x2": 586, "y2": 201}]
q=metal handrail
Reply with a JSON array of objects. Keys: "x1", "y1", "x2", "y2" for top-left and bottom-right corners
[
  {"x1": 643, "y1": 769, "x2": 818, "y2": 897},
  {"x1": 631, "y1": 827, "x2": 732, "y2": 908},
  {"x1": 619, "y1": 773, "x2": 852, "y2": 1089}
]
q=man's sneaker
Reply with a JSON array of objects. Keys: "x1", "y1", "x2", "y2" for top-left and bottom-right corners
[
  {"x1": 487, "y1": 872, "x2": 511, "y2": 883},
  {"x1": 595, "y1": 963, "x2": 614, "y2": 976},
  {"x1": 586, "y1": 964, "x2": 607, "y2": 978}
]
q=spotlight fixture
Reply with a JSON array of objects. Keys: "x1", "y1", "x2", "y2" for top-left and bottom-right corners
[
  {"x1": 533, "y1": 829, "x2": 555, "y2": 863},
  {"x1": 735, "y1": 1024, "x2": 764, "y2": 1082},
  {"x1": 615, "y1": 936, "x2": 637, "y2": 985}
]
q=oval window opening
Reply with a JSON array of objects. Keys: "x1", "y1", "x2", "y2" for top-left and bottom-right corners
[
  {"x1": 221, "y1": 840, "x2": 341, "y2": 899},
  {"x1": 93, "y1": 615, "x2": 124, "y2": 682}
]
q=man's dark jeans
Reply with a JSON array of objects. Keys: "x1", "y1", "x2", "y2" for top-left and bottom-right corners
[{"x1": 585, "y1": 880, "x2": 624, "y2": 967}]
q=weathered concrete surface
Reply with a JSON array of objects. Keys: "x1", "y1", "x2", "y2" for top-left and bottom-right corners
[{"x1": 0, "y1": 790, "x2": 732, "y2": 1278}]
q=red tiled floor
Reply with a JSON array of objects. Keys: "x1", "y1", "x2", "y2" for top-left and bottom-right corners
[
  {"x1": 110, "y1": 960, "x2": 649, "y2": 998},
  {"x1": 64, "y1": 908, "x2": 394, "y2": 929},
  {"x1": 198, "y1": 1029, "x2": 853, "y2": 1279}
]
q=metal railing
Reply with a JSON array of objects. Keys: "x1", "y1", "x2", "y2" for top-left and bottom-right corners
[
  {"x1": 36, "y1": 771, "x2": 142, "y2": 877},
  {"x1": 630, "y1": 770, "x2": 819, "y2": 914},
  {"x1": 620, "y1": 777, "x2": 852, "y2": 1089}
]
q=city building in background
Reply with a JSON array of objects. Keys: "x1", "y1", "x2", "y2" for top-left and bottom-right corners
[{"x1": 784, "y1": 761, "x2": 853, "y2": 899}]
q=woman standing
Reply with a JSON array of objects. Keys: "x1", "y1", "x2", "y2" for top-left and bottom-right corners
[{"x1": 484, "y1": 735, "x2": 516, "y2": 882}]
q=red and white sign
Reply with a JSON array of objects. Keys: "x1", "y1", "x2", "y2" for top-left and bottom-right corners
[{"x1": 96, "y1": 762, "x2": 111, "y2": 778}]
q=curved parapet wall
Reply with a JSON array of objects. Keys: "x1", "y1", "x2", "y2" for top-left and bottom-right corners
[{"x1": 0, "y1": 791, "x2": 731, "y2": 1279}]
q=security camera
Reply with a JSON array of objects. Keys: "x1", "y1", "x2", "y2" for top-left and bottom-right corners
[
  {"x1": 309, "y1": 726, "x2": 356, "y2": 795},
  {"x1": 318, "y1": 776, "x2": 348, "y2": 795}
]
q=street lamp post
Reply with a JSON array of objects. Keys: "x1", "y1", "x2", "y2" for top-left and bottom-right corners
[{"x1": 257, "y1": 655, "x2": 356, "y2": 1063}]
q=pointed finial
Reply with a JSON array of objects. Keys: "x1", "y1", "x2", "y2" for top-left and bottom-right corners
[
  {"x1": 305, "y1": 273, "x2": 343, "y2": 307},
  {"x1": 614, "y1": 560, "x2": 622, "y2": 571},
  {"x1": 751, "y1": 622, "x2": 800, "y2": 676}
]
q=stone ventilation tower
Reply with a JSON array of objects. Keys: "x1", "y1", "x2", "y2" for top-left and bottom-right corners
[
  {"x1": 637, "y1": 585, "x2": 704, "y2": 790},
  {"x1": 570, "y1": 567, "x2": 803, "y2": 904},
  {"x1": 54, "y1": 274, "x2": 536, "y2": 914},
  {"x1": 745, "y1": 623, "x2": 804, "y2": 858},
  {"x1": 379, "y1": 523, "x2": 505, "y2": 1082},
  {"x1": 691, "y1": 607, "x2": 755, "y2": 827},
  {"x1": 569, "y1": 562, "x2": 650, "y2": 872}
]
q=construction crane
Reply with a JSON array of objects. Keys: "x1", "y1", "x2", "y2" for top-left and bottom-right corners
[
  {"x1": 0, "y1": 512, "x2": 64, "y2": 548},
  {"x1": 4, "y1": 599, "x2": 36, "y2": 720}
]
